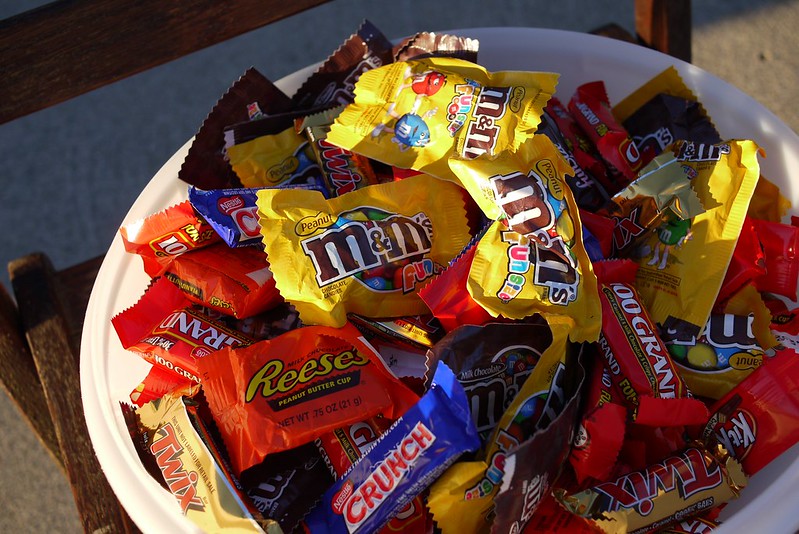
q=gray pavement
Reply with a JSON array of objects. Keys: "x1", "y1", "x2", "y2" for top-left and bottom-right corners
[{"x1": 1, "y1": 1, "x2": 797, "y2": 532}]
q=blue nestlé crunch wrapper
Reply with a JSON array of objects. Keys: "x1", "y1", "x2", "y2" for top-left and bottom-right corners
[
  {"x1": 304, "y1": 362, "x2": 480, "y2": 534},
  {"x1": 189, "y1": 184, "x2": 329, "y2": 248}
]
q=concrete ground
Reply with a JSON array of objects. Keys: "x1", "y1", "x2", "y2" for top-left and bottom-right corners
[{"x1": 1, "y1": 0, "x2": 797, "y2": 532}]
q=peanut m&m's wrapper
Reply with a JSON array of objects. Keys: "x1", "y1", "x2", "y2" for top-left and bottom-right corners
[{"x1": 256, "y1": 173, "x2": 471, "y2": 327}]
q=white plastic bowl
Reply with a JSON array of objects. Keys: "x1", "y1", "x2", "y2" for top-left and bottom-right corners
[{"x1": 81, "y1": 28, "x2": 799, "y2": 533}]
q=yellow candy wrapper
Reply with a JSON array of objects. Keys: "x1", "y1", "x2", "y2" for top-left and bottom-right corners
[
  {"x1": 326, "y1": 57, "x2": 558, "y2": 182},
  {"x1": 226, "y1": 126, "x2": 321, "y2": 188},
  {"x1": 632, "y1": 140, "x2": 761, "y2": 340},
  {"x1": 256, "y1": 173, "x2": 471, "y2": 327},
  {"x1": 428, "y1": 319, "x2": 575, "y2": 534},
  {"x1": 465, "y1": 146, "x2": 601, "y2": 343}
]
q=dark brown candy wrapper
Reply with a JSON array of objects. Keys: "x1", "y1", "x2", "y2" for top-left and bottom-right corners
[
  {"x1": 490, "y1": 346, "x2": 588, "y2": 534},
  {"x1": 291, "y1": 19, "x2": 394, "y2": 110},
  {"x1": 425, "y1": 321, "x2": 553, "y2": 442},
  {"x1": 392, "y1": 31, "x2": 479, "y2": 62},
  {"x1": 179, "y1": 68, "x2": 293, "y2": 190},
  {"x1": 623, "y1": 93, "x2": 722, "y2": 157}
]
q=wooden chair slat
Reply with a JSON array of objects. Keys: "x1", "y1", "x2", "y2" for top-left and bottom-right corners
[
  {"x1": 0, "y1": 0, "x2": 332, "y2": 124},
  {"x1": 635, "y1": 0, "x2": 692, "y2": 62}
]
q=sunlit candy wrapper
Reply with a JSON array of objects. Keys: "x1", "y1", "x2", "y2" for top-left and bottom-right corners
[
  {"x1": 631, "y1": 140, "x2": 761, "y2": 342},
  {"x1": 579, "y1": 209, "x2": 615, "y2": 261},
  {"x1": 348, "y1": 313, "x2": 443, "y2": 350},
  {"x1": 425, "y1": 321, "x2": 553, "y2": 443},
  {"x1": 658, "y1": 514, "x2": 720, "y2": 533},
  {"x1": 393, "y1": 31, "x2": 479, "y2": 63},
  {"x1": 129, "y1": 363, "x2": 197, "y2": 407},
  {"x1": 715, "y1": 217, "x2": 765, "y2": 306},
  {"x1": 291, "y1": 19, "x2": 395, "y2": 110},
  {"x1": 120, "y1": 200, "x2": 221, "y2": 277},
  {"x1": 547, "y1": 96, "x2": 615, "y2": 198},
  {"x1": 427, "y1": 321, "x2": 577, "y2": 534},
  {"x1": 491, "y1": 350, "x2": 587, "y2": 534},
  {"x1": 163, "y1": 242, "x2": 282, "y2": 319},
  {"x1": 569, "y1": 81, "x2": 655, "y2": 192},
  {"x1": 556, "y1": 445, "x2": 746, "y2": 534},
  {"x1": 594, "y1": 260, "x2": 708, "y2": 427},
  {"x1": 315, "y1": 417, "x2": 434, "y2": 534},
  {"x1": 304, "y1": 362, "x2": 480, "y2": 534},
  {"x1": 751, "y1": 218, "x2": 799, "y2": 300},
  {"x1": 189, "y1": 184, "x2": 327, "y2": 248},
  {"x1": 598, "y1": 145, "x2": 706, "y2": 257},
  {"x1": 612, "y1": 66, "x2": 721, "y2": 157},
  {"x1": 417, "y1": 231, "x2": 499, "y2": 333},
  {"x1": 662, "y1": 313, "x2": 767, "y2": 400},
  {"x1": 132, "y1": 395, "x2": 281, "y2": 533},
  {"x1": 239, "y1": 443, "x2": 334, "y2": 533},
  {"x1": 112, "y1": 277, "x2": 254, "y2": 384},
  {"x1": 326, "y1": 57, "x2": 558, "y2": 183},
  {"x1": 768, "y1": 299, "x2": 799, "y2": 352},
  {"x1": 537, "y1": 109, "x2": 610, "y2": 212},
  {"x1": 447, "y1": 133, "x2": 578, "y2": 243},
  {"x1": 256, "y1": 173, "x2": 471, "y2": 327},
  {"x1": 467, "y1": 218, "x2": 601, "y2": 343},
  {"x1": 179, "y1": 68, "x2": 294, "y2": 190},
  {"x1": 703, "y1": 348, "x2": 799, "y2": 476},
  {"x1": 226, "y1": 126, "x2": 327, "y2": 190},
  {"x1": 299, "y1": 106, "x2": 380, "y2": 197},
  {"x1": 198, "y1": 322, "x2": 419, "y2": 474},
  {"x1": 569, "y1": 358, "x2": 627, "y2": 485},
  {"x1": 748, "y1": 174, "x2": 791, "y2": 223}
]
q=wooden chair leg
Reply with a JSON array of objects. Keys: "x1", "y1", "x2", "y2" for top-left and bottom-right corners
[
  {"x1": 0, "y1": 282, "x2": 64, "y2": 470},
  {"x1": 635, "y1": 0, "x2": 692, "y2": 62},
  {"x1": 10, "y1": 253, "x2": 139, "y2": 534}
]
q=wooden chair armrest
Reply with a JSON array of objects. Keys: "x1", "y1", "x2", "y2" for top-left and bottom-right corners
[{"x1": 10, "y1": 253, "x2": 139, "y2": 533}]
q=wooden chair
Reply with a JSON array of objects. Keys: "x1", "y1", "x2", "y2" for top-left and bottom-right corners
[{"x1": 0, "y1": 1, "x2": 690, "y2": 532}]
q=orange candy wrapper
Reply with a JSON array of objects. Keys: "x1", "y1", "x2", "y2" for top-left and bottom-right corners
[
  {"x1": 120, "y1": 200, "x2": 221, "y2": 277},
  {"x1": 256, "y1": 173, "x2": 471, "y2": 327},
  {"x1": 198, "y1": 322, "x2": 419, "y2": 475}
]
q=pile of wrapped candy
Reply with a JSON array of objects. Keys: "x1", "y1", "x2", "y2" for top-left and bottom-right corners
[{"x1": 113, "y1": 21, "x2": 799, "y2": 534}]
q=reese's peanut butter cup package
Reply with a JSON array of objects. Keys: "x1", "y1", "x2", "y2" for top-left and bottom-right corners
[
  {"x1": 467, "y1": 218, "x2": 600, "y2": 343},
  {"x1": 179, "y1": 68, "x2": 294, "y2": 190},
  {"x1": 304, "y1": 362, "x2": 480, "y2": 534},
  {"x1": 256, "y1": 173, "x2": 471, "y2": 327},
  {"x1": 326, "y1": 57, "x2": 558, "y2": 183},
  {"x1": 134, "y1": 394, "x2": 281, "y2": 533},
  {"x1": 198, "y1": 322, "x2": 418, "y2": 474},
  {"x1": 556, "y1": 444, "x2": 746, "y2": 534},
  {"x1": 113, "y1": 277, "x2": 254, "y2": 384},
  {"x1": 120, "y1": 200, "x2": 221, "y2": 277},
  {"x1": 427, "y1": 319, "x2": 576, "y2": 534},
  {"x1": 631, "y1": 140, "x2": 761, "y2": 341}
]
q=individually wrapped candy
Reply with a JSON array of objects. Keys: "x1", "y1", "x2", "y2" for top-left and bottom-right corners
[
  {"x1": 198, "y1": 322, "x2": 418, "y2": 474},
  {"x1": 256, "y1": 173, "x2": 471, "y2": 327},
  {"x1": 304, "y1": 362, "x2": 480, "y2": 534},
  {"x1": 120, "y1": 200, "x2": 221, "y2": 277},
  {"x1": 112, "y1": 277, "x2": 254, "y2": 384},
  {"x1": 327, "y1": 57, "x2": 558, "y2": 183}
]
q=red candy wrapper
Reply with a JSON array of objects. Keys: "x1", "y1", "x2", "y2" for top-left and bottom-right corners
[
  {"x1": 198, "y1": 322, "x2": 419, "y2": 474},
  {"x1": 569, "y1": 81, "x2": 655, "y2": 192},
  {"x1": 163, "y1": 242, "x2": 282, "y2": 319},
  {"x1": 594, "y1": 260, "x2": 708, "y2": 427},
  {"x1": 705, "y1": 348, "x2": 799, "y2": 476},
  {"x1": 112, "y1": 277, "x2": 254, "y2": 384},
  {"x1": 752, "y1": 218, "x2": 799, "y2": 300},
  {"x1": 716, "y1": 217, "x2": 766, "y2": 307},
  {"x1": 120, "y1": 200, "x2": 221, "y2": 277},
  {"x1": 129, "y1": 364, "x2": 196, "y2": 407}
]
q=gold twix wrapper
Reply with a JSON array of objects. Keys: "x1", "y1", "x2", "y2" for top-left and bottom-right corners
[{"x1": 135, "y1": 395, "x2": 282, "y2": 534}]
